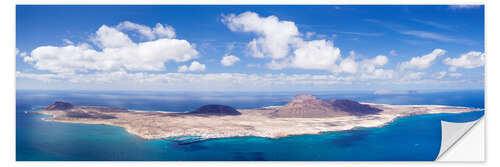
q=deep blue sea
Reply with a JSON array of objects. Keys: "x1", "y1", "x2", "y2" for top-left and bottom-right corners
[{"x1": 16, "y1": 90, "x2": 484, "y2": 161}]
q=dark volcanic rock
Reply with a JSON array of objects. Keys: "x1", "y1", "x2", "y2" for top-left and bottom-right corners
[
  {"x1": 188, "y1": 105, "x2": 241, "y2": 116},
  {"x1": 330, "y1": 99, "x2": 382, "y2": 116},
  {"x1": 271, "y1": 94, "x2": 383, "y2": 118},
  {"x1": 271, "y1": 95, "x2": 349, "y2": 118},
  {"x1": 45, "y1": 102, "x2": 74, "y2": 110}
]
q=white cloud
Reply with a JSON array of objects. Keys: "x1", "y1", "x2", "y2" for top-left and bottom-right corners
[
  {"x1": 92, "y1": 25, "x2": 134, "y2": 48},
  {"x1": 14, "y1": 71, "x2": 360, "y2": 91},
  {"x1": 222, "y1": 11, "x2": 393, "y2": 77},
  {"x1": 360, "y1": 69, "x2": 394, "y2": 80},
  {"x1": 444, "y1": 51, "x2": 484, "y2": 71},
  {"x1": 360, "y1": 55, "x2": 389, "y2": 71},
  {"x1": 434, "y1": 71, "x2": 447, "y2": 79},
  {"x1": 305, "y1": 32, "x2": 316, "y2": 39},
  {"x1": 152, "y1": 23, "x2": 176, "y2": 39},
  {"x1": 338, "y1": 57, "x2": 357, "y2": 73},
  {"x1": 221, "y1": 54, "x2": 240, "y2": 66},
  {"x1": 371, "y1": 55, "x2": 389, "y2": 66},
  {"x1": 16, "y1": 48, "x2": 19, "y2": 55},
  {"x1": 178, "y1": 61, "x2": 206, "y2": 72},
  {"x1": 222, "y1": 11, "x2": 300, "y2": 59},
  {"x1": 247, "y1": 39, "x2": 265, "y2": 58},
  {"x1": 116, "y1": 21, "x2": 176, "y2": 40},
  {"x1": 399, "y1": 49, "x2": 446, "y2": 70},
  {"x1": 17, "y1": 65, "x2": 472, "y2": 91},
  {"x1": 24, "y1": 22, "x2": 198, "y2": 74},
  {"x1": 400, "y1": 31, "x2": 473, "y2": 44},
  {"x1": 16, "y1": 71, "x2": 66, "y2": 82},
  {"x1": 291, "y1": 40, "x2": 341, "y2": 70},
  {"x1": 63, "y1": 39, "x2": 74, "y2": 45},
  {"x1": 357, "y1": 55, "x2": 392, "y2": 79},
  {"x1": 334, "y1": 51, "x2": 390, "y2": 76}
]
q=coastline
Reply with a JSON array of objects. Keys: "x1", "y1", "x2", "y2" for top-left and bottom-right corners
[{"x1": 32, "y1": 103, "x2": 481, "y2": 141}]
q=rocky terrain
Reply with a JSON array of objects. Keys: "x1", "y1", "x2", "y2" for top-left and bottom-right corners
[
  {"x1": 187, "y1": 105, "x2": 241, "y2": 116},
  {"x1": 330, "y1": 99, "x2": 382, "y2": 116},
  {"x1": 32, "y1": 94, "x2": 480, "y2": 140},
  {"x1": 45, "y1": 101, "x2": 74, "y2": 110},
  {"x1": 271, "y1": 94, "x2": 381, "y2": 118}
]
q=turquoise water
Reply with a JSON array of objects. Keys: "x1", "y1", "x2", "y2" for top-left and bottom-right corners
[{"x1": 16, "y1": 90, "x2": 484, "y2": 161}]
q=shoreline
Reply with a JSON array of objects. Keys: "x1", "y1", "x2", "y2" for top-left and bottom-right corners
[
  {"x1": 32, "y1": 102, "x2": 481, "y2": 140},
  {"x1": 33, "y1": 110, "x2": 483, "y2": 142}
]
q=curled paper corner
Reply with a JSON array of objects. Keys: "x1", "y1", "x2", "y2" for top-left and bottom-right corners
[{"x1": 435, "y1": 117, "x2": 484, "y2": 161}]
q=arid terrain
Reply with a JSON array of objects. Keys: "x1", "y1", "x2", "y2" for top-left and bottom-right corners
[{"x1": 33, "y1": 94, "x2": 480, "y2": 140}]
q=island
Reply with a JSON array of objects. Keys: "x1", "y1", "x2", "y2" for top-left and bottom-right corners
[{"x1": 33, "y1": 94, "x2": 479, "y2": 140}]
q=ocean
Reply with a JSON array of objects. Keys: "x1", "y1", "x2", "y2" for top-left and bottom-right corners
[{"x1": 16, "y1": 90, "x2": 484, "y2": 161}]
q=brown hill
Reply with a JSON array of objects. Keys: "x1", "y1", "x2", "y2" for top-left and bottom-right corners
[
  {"x1": 271, "y1": 94, "x2": 349, "y2": 118},
  {"x1": 45, "y1": 101, "x2": 74, "y2": 110},
  {"x1": 330, "y1": 99, "x2": 382, "y2": 116},
  {"x1": 271, "y1": 94, "x2": 382, "y2": 118}
]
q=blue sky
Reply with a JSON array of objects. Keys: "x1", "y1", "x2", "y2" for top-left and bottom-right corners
[{"x1": 16, "y1": 5, "x2": 484, "y2": 91}]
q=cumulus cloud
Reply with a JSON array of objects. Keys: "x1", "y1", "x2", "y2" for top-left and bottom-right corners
[
  {"x1": 305, "y1": 32, "x2": 316, "y2": 39},
  {"x1": 357, "y1": 55, "x2": 393, "y2": 79},
  {"x1": 178, "y1": 61, "x2": 206, "y2": 72},
  {"x1": 338, "y1": 57, "x2": 357, "y2": 73},
  {"x1": 444, "y1": 51, "x2": 485, "y2": 71},
  {"x1": 291, "y1": 40, "x2": 341, "y2": 70},
  {"x1": 399, "y1": 49, "x2": 446, "y2": 70},
  {"x1": 326, "y1": 50, "x2": 391, "y2": 77},
  {"x1": 222, "y1": 11, "x2": 393, "y2": 78},
  {"x1": 222, "y1": 11, "x2": 300, "y2": 59},
  {"x1": 92, "y1": 25, "x2": 134, "y2": 48},
  {"x1": 221, "y1": 54, "x2": 240, "y2": 66},
  {"x1": 24, "y1": 22, "x2": 198, "y2": 74},
  {"x1": 116, "y1": 21, "x2": 176, "y2": 40},
  {"x1": 359, "y1": 55, "x2": 389, "y2": 72}
]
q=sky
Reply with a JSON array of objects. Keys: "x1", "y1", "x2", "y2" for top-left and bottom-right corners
[{"x1": 16, "y1": 5, "x2": 485, "y2": 92}]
